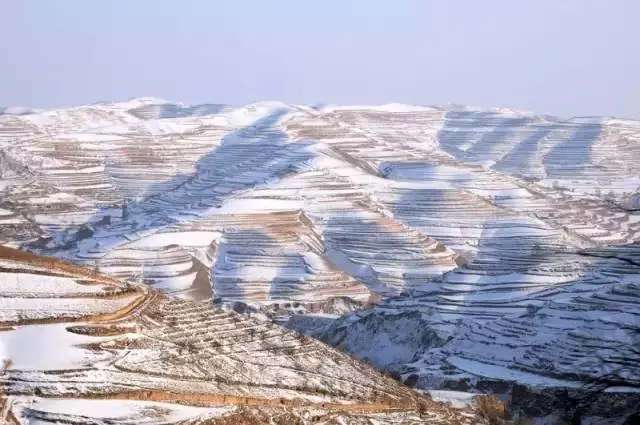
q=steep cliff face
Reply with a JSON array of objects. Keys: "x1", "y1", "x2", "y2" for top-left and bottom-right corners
[{"x1": 321, "y1": 310, "x2": 445, "y2": 370}]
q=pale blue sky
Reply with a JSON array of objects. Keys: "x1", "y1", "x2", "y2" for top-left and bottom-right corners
[{"x1": 2, "y1": 0, "x2": 639, "y2": 118}]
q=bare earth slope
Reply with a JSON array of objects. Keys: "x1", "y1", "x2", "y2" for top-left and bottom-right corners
[{"x1": 1, "y1": 98, "x2": 639, "y2": 422}]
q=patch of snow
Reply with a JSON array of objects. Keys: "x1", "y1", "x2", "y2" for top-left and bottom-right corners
[
  {"x1": 0, "y1": 324, "x2": 113, "y2": 370},
  {"x1": 17, "y1": 398, "x2": 234, "y2": 423},
  {"x1": 0, "y1": 272, "x2": 106, "y2": 296}
]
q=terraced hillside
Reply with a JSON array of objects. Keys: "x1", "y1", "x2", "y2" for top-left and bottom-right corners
[
  {"x1": 1, "y1": 98, "x2": 639, "y2": 422},
  {"x1": 0, "y1": 246, "x2": 490, "y2": 424}
]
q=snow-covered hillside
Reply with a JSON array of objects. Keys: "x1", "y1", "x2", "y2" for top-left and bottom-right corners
[
  {"x1": 1, "y1": 98, "x2": 639, "y2": 422},
  {"x1": 0, "y1": 246, "x2": 487, "y2": 424}
]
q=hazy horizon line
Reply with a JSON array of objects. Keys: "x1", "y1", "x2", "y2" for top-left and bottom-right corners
[{"x1": 4, "y1": 96, "x2": 638, "y2": 122}]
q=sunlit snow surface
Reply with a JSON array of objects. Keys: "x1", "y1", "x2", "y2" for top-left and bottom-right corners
[
  {"x1": 0, "y1": 324, "x2": 112, "y2": 370},
  {"x1": 1, "y1": 98, "x2": 639, "y2": 419},
  {"x1": 13, "y1": 398, "x2": 233, "y2": 424}
]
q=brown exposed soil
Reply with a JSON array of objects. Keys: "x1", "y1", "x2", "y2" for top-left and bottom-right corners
[
  {"x1": 66, "y1": 323, "x2": 137, "y2": 337},
  {"x1": 45, "y1": 389, "x2": 433, "y2": 413},
  {"x1": 476, "y1": 394, "x2": 510, "y2": 424}
]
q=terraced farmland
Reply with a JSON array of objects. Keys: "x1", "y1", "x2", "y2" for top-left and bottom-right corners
[
  {"x1": 1, "y1": 97, "x2": 639, "y2": 422},
  {"x1": 0, "y1": 246, "x2": 488, "y2": 424}
]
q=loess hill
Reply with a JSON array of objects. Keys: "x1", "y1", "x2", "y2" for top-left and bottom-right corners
[{"x1": 1, "y1": 98, "x2": 639, "y2": 423}]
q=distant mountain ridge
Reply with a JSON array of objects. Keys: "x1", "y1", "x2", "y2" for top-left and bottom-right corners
[{"x1": 0, "y1": 106, "x2": 42, "y2": 116}]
